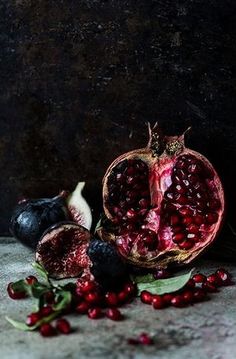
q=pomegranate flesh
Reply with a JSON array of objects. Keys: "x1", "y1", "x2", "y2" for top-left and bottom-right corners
[
  {"x1": 99, "y1": 124, "x2": 225, "y2": 268},
  {"x1": 36, "y1": 222, "x2": 91, "y2": 279}
]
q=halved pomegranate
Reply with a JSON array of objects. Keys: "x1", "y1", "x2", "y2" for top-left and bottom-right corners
[{"x1": 99, "y1": 124, "x2": 225, "y2": 268}]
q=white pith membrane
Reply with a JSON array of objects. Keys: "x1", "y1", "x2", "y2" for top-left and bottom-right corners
[
  {"x1": 36, "y1": 223, "x2": 91, "y2": 279},
  {"x1": 67, "y1": 182, "x2": 92, "y2": 230},
  {"x1": 101, "y1": 130, "x2": 225, "y2": 268}
]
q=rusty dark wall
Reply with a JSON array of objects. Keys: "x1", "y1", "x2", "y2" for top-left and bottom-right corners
[{"x1": 0, "y1": 1, "x2": 236, "y2": 250}]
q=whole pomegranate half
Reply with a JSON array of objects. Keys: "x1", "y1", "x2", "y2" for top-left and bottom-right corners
[{"x1": 99, "y1": 124, "x2": 225, "y2": 268}]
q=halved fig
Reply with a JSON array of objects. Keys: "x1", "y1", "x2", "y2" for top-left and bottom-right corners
[{"x1": 36, "y1": 222, "x2": 91, "y2": 279}]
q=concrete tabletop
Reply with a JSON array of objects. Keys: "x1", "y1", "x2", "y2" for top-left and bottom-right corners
[{"x1": 1, "y1": 237, "x2": 236, "y2": 359}]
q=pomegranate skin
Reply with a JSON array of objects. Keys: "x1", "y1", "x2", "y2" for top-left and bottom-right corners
[{"x1": 100, "y1": 124, "x2": 225, "y2": 269}]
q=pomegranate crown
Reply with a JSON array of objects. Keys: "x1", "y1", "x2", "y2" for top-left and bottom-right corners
[{"x1": 147, "y1": 122, "x2": 191, "y2": 157}]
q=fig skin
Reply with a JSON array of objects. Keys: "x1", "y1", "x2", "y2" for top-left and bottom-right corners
[
  {"x1": 10, "y1": 195, "x2": 69, "y2": 249},
  {"x1": 87, "y1": 238, "x2": 127, "y2": 289}
]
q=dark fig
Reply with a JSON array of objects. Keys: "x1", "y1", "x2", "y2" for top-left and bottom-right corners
[
  {"x1": 10, "y1": 182, "x2": 92, "y2": 249},
  {"x1": 36, "y1": 222, "x2": 91, "y2": 279},
  {"x1": 87, "y1": 238, "x2": 127, "y2": 289},
  {"x1": 10, "y1": 193, "x2": 69, "y2": 249}
]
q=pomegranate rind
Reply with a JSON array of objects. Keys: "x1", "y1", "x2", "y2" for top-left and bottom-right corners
[
  {"x1": 36, "y1": 222, "x2": 91, "y2": 279},
  {"x1": 101, "y1": 126, "x2": 225, "y2": 269}
]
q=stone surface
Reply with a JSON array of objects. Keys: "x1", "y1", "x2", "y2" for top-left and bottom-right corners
[{"x1": 1, "y1": 236, "x2": 236, "y2": 359}]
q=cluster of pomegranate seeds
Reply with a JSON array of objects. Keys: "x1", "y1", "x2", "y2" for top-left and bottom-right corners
[
  {"x1": 161, "y1": 154, "x2": 221, "y2": 250},
  {"x1": 128, "y1": 332, "x2": 154, "y2": 346},
  {"x1": 140, "y1": 268, "x2": 233, "y2": 309},
  {"x1": 75, "y1": 279, "x2": 136, "y2": 320},
  {"x1": 107, "y1": 159, "x2": 151, "y2": 227},
  {"x1": 39, "y1": 319, "x2": 71, "y2": 337}
]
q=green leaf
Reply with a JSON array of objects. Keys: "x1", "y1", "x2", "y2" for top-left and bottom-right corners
[
  {"x1": 130, "y1": 273, "x2": 155, "y2": 284},
  {"x1": 137, "y1": 269, "x2": 194, "y2": 296},
  {"x1": 10, "y1": 279, "x2": 31, "y2": 295},
  {"x1": 32, "y1": 262, "x2": 49, "y2": 282},
  {"x1": 30, "y1": 282, "x2": 50, "y2": 298},
  {"x1": 6, "y1": 311, "x2": 60, "y2": 332},
  {"x1": 53, "y1": 291, "x2": 72, "y2": 311},
  {"x1": 6, "y1": 317, "x2": 35, "y2": 331}
]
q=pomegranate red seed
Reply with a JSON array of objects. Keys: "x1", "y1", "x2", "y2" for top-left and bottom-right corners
[
  {"x1": 186, "y1": 278, "x2": 196, "y2": 289},
  {"x1": 139, "y1": 333, "x2": 154, "y2": 345},
  {"x1": 153, "y1": 268, "x2": 170, "y2": 279},
  {"x1": 79, "y1": 280, "x2": 97, "y2": 293},
  {"x1": 25, "y1": 275, "x2": 38, "y2": 285},
  {"x1": 84, "y1": 292, "x2": 102, "y2": 305},
  {"x1": 162, "y1": 293, "x2": 173, "y2": 306},
  {"x1": 127, "y1": 209, "x2": 136, "y2": 219},
  {"x1": 88, "y1": 307, "x2": 103, "y2": 319},
  {"x1": 26, "y1": 312, "x2": 41, "y2": 326},
  {"x1": 40, "y1": 305, "x2": 53, "y2": 317},
  {"x1": 140, "y1": 290, "x2": 153, "y2": 304},
  {"x1": 175, "y1": 184, "x2": 186, "y2": 194},
  {"x1": 179, "y1": 207, "x2": 193, "y2": 216},
  {"x1": 206, "y1": 212, "x2": 218, "y2": 224},
  {"x1": 170, "y1": 215, "x2": 180, "y2": 226},
  {"x1": 40, "y1": 323, "x2": 56, "y2": 337},
  {"x1": 105, "y1": 292, "x2": 119, "y2": 307},
  {"x1": 187, "y1": 224, "x2": 199, "y2": 234},
  {"x1": 202, "y1": 282, "x2": 217, "y2": 293},
  {"x1": 182, "y1": 290, "x2": 194, "y2": 304},
  {"x1": 56, "y1": 318, "x2": 71, "y2": 334},
  {"x1": 152, "y1": 295, "x2": 165, "y2": 309},
  {"x1": 208, "y1": 198, "x2": 220, "y2": 210},
  {"x1": 182, "y1": 216, "x2": 193, "y2": 226},
  {"x1": 76, "y1": 301, "x2": 90, "y2": 314},
  {"x1": 118, "y1": 291, "x2": 128, "y2": 303},
  {"x1": 207, "y1": 274, "x2": 221, "y2": 286},
  {"x1": 175, "y1": 194, "x2": 188, "y2": 205},
  {"x1": 173, "y1": 232, "x2": 185, "y2": 243},
  {"x1": 106, "y1": 308, "x2": 123, "y2": 321},
  {"x1": 7, "y1": 283, "x2": 27, "y2": 300},
  {"x1": 194, "y1": 214, "x2": 205, "y2": 225},
  {"x1": 192, "y1": 273, "x2": 206, "y2": 283},
  {"x1": 178, "y1": 240, "x2": 194, "y2": 250},
  {"x1": 171, "y1": 295, "x2": 185, "y2": 307},
  {"x1": 193, "y1": 289, "x2": 206, "y2": 302},
  {"x1": 139, "y1": 198, "x2": 149, "y2": 208},
  {"x1": 172, "y1": 225, "x2": 183, "y2": 234},
  {"x1": 123, "y1": 282, "x2": 136, "y2": 296},
  {"x1": 215, "y1": 268, "x2": 232, "y2": 286}
]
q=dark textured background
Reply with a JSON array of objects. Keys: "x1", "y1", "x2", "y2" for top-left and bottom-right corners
[{"x1": 0, "y1": 1, "x2": 236, "y2": 255}]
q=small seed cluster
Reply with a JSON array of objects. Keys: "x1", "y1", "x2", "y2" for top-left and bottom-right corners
[{"x1": 140, "y1": 268, "x2": 232, "y2": 309}]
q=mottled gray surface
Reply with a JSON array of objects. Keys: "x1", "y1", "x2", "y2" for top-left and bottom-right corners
[{"x1": 1, "y1": 237, "x2": 236, "y2": 359}]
